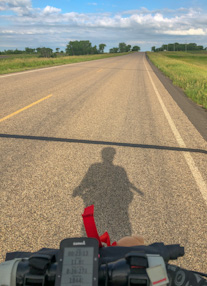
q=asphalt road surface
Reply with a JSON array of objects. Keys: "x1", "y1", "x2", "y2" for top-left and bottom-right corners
[{"x1": 0, "y1": 53, "x2": 207, "y2": 272}]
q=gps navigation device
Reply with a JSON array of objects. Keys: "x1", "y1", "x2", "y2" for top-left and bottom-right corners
[{"x1": 55, "y1": 237, "x2": 99, "y2": 286}]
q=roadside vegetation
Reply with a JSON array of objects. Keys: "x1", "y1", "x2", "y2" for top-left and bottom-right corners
[
  {"x1": 0, "y1": 41, "x2": 140, "y2": 75},
  {"x1": 147, "y1": 51, "x2": 207, "y2": 109},
  {"x1": 0, "y1": 52, "x2": 130, "y2": 75}
]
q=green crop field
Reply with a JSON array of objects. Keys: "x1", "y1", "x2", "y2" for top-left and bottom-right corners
[
  {"x1": 147, "y1": 51, "x2": 207, "y2": 109},
  {"x1": 0, "y1": 53, "x2": 129, "y2": 75}
]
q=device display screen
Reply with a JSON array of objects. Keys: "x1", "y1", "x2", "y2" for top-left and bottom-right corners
[{"x1": 60, "y1": 247, "x2": 94, "y2": 286}]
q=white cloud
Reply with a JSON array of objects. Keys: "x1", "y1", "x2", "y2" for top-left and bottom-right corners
[
  {"x1": 0, "y1": 0, "x2": 35, "y2": 18},
  {"x1": 43, "y1": 6, "x2": 61, "y2": 14},
  {"x1": 164, "y1": 28, "x2": 207, "y2": 36},
  {"x1": 0, "y1": 0, "x2": 32, "y2": 14},
  {"x1": 0, "y1": 0, "x2": 31, "y2": 8},
  {"x1": 1, "y1": 4, "x2": 207, "y2": 51}
]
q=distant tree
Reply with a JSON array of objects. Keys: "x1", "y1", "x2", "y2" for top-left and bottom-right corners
[
  {"x1": 66, "y1": 40, "x2": 95, "y2": 55},
  {"x1": 36, "y1": 48, "x2": 42, "y2": 54},
  {"x1": 197, "y1": 45, "x2": 204, "y2": 50},
  {"x1": 126, "y1": 45, "x2": 131, "y2": 52},
  {"x1": 99, "y1": 43, "x2": 106, "y2": 53},
  {"x1": 14, "y1": 49, "x2": 24, "y2": 54},
  {"x1": 132, "y1": 46, "x2": 140, "y2": 52},
  {"x1": 56, "y1": 48, "x2": 60, "y2": 53},
  {"x1": 3, "y1": 49, "x2": 24, "y2": 54},
  {"x1": 66, "y1": 41, "x2": 79, "y2": 55},
  {"x1": 161, "y1": 44, "x2": 168, "y2": 51},
  {"x1": 151, "y1": 46, "x2": 156, "y2": 52},
  {"x1": 187, "y1": 43, "x2": 197, "y2": 50},
  {"x1": 153, "y1": 42, "x2": 205, "y2": 52},
  {"x1": 109, "y1": 47, "x2": 119, "y2": 53},
  {"x1": 91, "y1": 45, "x2": 98, "y2": 54},
  {"x1": 119, "y1": 42, "x2": 127, "y2": 53},
  {"x1": 82, "y1": 41, "x2": 93, "y2": 54},
  {"x1": 25, "y1": 47, "x2": 35, "y2": 54},
  {"x1": 167, "y1": 44, "x2": 174, "y2": 51},
  {"x1": 179, "y1": 44, "x2": 185, "y2": 51},
  {"x1": 38, "y1": 47, "x2": 54, "y2": 57}
]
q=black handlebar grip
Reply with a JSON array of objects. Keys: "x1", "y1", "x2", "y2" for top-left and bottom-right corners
[{"x1": 166, "y1": 244, "x2": 185, "y2": 260}]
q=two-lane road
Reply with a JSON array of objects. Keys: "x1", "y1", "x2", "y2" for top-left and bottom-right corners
[{"x1": 0, "y1": 53, "x2": 207, "y2": 272}]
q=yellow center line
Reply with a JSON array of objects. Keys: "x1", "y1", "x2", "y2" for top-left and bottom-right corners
[{"x1": 0, "y1": 94, "x2": 53, "y2": 123}]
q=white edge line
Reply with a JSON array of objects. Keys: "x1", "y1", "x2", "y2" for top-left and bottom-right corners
[{"x1": 144, "y1": 58, "x2": 207, "y2": 205}]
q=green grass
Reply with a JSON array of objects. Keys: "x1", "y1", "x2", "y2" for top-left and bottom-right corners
[
  {"x1": 147, "y1": 51, "x2": 207, "y2": 109},
  {"x1": 0, "y1": 53, "x2": 129, "y2": 75}
]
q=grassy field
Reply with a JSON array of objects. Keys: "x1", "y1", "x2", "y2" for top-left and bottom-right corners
[
  {"x1": 0, "y1": 53, "x2": 129, "y2": 75},
  {"x1": 147, "y1": 51, "x2": 207, "y2": 109}
]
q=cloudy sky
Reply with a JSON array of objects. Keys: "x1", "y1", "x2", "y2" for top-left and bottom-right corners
[{"x1": 0, "y1": 0, "x2": 207, "y2": 52}]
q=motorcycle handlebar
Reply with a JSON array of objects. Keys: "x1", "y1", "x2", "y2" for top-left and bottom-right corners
[
  {"x1": 0, "y1": 243, "x2": 207, "y2": 286},
  {"x1": 14, "y1": 257, "x2": 207, "y2": 286},
  {"x1": 1, "y1": 243, "x2": 206, "y2": 286}
]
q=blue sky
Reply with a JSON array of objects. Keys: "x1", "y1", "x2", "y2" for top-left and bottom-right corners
[
  {"x1": 32, "y1": 0, "x2": 207, "y2": 13},
  {"x1": 0, "y1": 0, "x2": 207, "y2": 51}
]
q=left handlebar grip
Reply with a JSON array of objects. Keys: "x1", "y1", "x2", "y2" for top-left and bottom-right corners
[
  {"x1": 0, "y1": 258, "x2": 22, "y2": 286},
  {"x1": 166, "y1": 245, "x2": 185, "y2": 260},
  {"x1": 16, "y1": 259, "x2": 57, "y2": 286}
]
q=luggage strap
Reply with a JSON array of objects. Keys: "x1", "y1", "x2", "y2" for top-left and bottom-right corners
[{"x1": 82, "y1": 205, "x2": 117, "y2": 247}]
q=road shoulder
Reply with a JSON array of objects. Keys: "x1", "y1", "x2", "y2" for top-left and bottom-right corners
[{"x1": 146, "y1": 53, "x2": 207, "y2": 141}]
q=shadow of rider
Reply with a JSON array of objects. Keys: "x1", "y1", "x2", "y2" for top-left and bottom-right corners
[{"x1": 73, "y1": 147, "x2": 143, "y2": 241}]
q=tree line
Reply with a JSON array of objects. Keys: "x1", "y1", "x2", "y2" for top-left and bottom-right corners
[
  {"x1": 66, "y1": 41, "x2": 140, "y2": 55},
  {"x1": 109, "y1": 43, "x2": 140, "y2": 53},
  {"x1": 0, "y1": 43, "x2": 105, "y2": 57},
  {"x1": 66, "y1": 41, "x2": 106, "y2": 55},
  {"x1": 0, "y1": 47, "x2": 64, "y2": 57},
  {"x1": 0, "y1": 41, "x2": 141, "y2": 58},
  {"x1": 151, "y1": 43, "x2": 206, "y2": 52}
]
